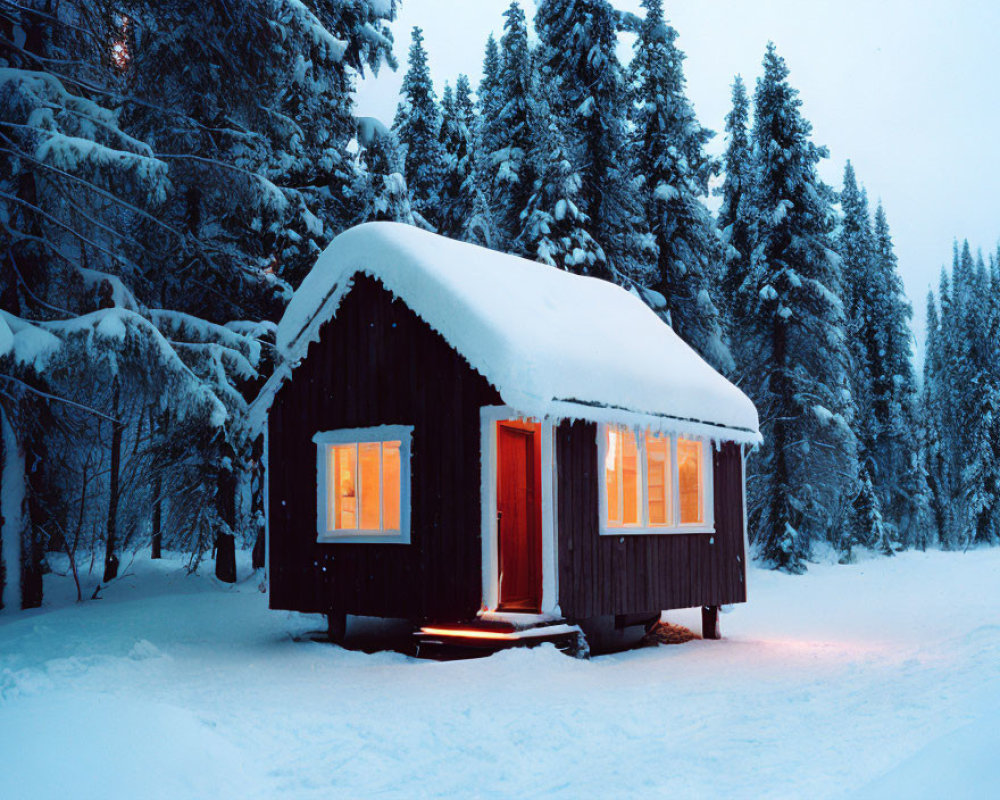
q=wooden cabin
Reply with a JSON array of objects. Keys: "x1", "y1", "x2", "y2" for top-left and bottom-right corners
[{"x1": 260, "y1": 222, "x2": 761, "y2": 653}]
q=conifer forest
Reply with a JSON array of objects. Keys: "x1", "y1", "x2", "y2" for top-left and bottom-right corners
[{"x1": 2, "y1": 0, "x2": 998, "y2": 615}]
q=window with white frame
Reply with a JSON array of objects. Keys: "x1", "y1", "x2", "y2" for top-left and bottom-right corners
[
  {"x1": 598, "y1": 424, "x2": 714, "y2": 534},
  {"x1": 313, "y1": 426, "x2": 413, "y2": 543}
]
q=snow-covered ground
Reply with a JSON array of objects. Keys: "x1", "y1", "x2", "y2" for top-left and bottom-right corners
[{"x1": 1, "y1": 550, "x2": 998, "y2": 800}]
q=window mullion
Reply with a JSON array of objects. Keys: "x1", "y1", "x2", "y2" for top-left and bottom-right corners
[
  {"x1": 671, "y1": 437, "x2": 680, "y2": 528},
  {"x1": 354, "y1": 443, "x2": 360, "y2": 531},
  {"x1": 640, "y1": 431, "x2": 649, "y2": 529},
  {"x1": 615, "y1": 428, "x2": 625, "y2": 528},
  {"x1": 327, "y1": 446, "x2": 334, "y2": 533}
]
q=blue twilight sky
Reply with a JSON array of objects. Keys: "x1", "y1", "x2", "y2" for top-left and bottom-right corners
[{"x1": 356, "y1": 0, "x2": 1000, "y2": 354}]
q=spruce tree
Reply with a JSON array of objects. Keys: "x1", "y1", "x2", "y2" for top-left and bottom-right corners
[
  {"x1": 923, "y1": 273, "x2": 957, "y2": 547},
  {"x1": 356, "y1": 119, "x2": 415, "y2": 225},
  {"x1": 956, "y1": 246, "x2": 1000, "y2": 545},
  {"x1": 870, "y1": 203, "x2": 925, "y2": 539},
  {"x1": 741, "y1": 44, "x2": 857, "y2": 571},
  {"x1": 266, "y1": 0, "x2": 399, "y2": 284},
  {"x1": 717, "y1": 75, "x2": 753, "y2": 331},
  {"x1": 516, "y1": 89, "x2": 606, "y2": 272},
  {"x1": 394, "y1": 27, "x2": 446, "y2": 231},
  {"x1": 836, "y1": 164, "x2": 879, "y2": 548},
  {"x1": 630, "y1": 0, "x2": 731, "y2": 371},
  {"x1": 437, "y1": 81, "x2": 476, "y2": 239},
  {"x1": 923, "y1": 243, "x2": 1000, "y2": 548},
  {"x1": 534, "y1": 0, "x2": 645, "y2": 280},
  {"x1": 485, "y1": 2, "x2": 538, "y2": 251},
  {"x1": 466, "y1": 35, "x2": 503, "y2": 247},
  {"x1": 844, "y1": 465, "x2": 892, "y2": 560}
]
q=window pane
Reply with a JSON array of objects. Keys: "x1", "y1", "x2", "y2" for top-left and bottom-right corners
[
  {"x1": 382, "y1": 441, "x2": 401, "y2": 531},
  {"x1": 646, "y1": 434, "x2": 670, "y2": 526},
  {"x1": 605, "y1": 427, "x2": 621, "y2": 525},
  {"x1": 331, "y1": 444, "x2": 357, "y2": 530},
  {"x1": 678, "y1": 438, "x2": 704, "y2": 524},
  {"x1": 358, "y1": 443, "x2": 381, "y2": 530},
  {"x1": 621, "y1": 428, "x2": 640, "y2": 526}
]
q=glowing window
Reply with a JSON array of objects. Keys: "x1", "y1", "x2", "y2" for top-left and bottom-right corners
[
  {"x1": 678, "y1": 438, "x2": 704, "y2": 525},
  {"x1": 599, "y1": 425, "x2": 713, "y2": 534},
  {"x1": 605, "y1": 426, "x2": 641, "y2": 527},
  {"x1": 646, "y1": 434, "x2": 671, "y2": 526},
  {"x1": 314, "y1": 426, "x2": 412, "y2": 543}
]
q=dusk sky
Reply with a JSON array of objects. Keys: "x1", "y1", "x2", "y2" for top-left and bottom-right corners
[{"x1": 357, "y1": 0, "x2": 1000, "y2": 354}]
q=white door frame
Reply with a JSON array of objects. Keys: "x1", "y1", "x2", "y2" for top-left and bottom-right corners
[{"x1": 479, "y1": 405, "x2": 558, "y2": 614}]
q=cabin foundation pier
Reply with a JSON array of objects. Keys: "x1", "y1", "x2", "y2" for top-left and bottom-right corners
[{"x1": 702, "y1": 605, "x2": 721, "y2": 640}]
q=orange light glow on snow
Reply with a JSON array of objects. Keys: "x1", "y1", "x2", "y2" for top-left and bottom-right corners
[{"x1": 419, "y1": 627, "x2": 517, "y2": 641}]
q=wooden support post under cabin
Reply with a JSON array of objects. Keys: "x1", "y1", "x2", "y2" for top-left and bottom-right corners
[
  {"x1": 327, "y1": 609, "x2": 347, "y2": 644},
  {"x1": 702, "y1": 605, "x2": 721, "y2": 640}
]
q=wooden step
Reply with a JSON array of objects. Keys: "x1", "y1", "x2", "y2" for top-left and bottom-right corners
[{"x1": 414, "y1": 617, "x2": 585, "y2": 659}]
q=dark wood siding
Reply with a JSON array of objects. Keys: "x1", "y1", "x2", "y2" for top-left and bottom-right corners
[
  {"x1": 268, "y1": 275, "x2": 500, "y2": 621},
  {"x1": 556, "y1": 420, "x2": 747, "y2": 617}
]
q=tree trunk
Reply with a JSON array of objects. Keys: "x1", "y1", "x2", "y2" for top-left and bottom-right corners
[
  {"x1": 1, "y1": 409, "x2": 25, "y2": 611},
  {"x1": 21, "y1": 422, "x2": 45, "y2": 609},
  {"x1": 103, "y1": 378, "x2": 123, "y2": 583},
  {"x1": 151, "y1": 472, "x2": 162, "y2": 560},
  {"x1": 214, "y1": 453, "x2": 237, "y2": 583},
  {"x1": 250, "y1": 434, "x2": 265, "y2": 570},
  {"x1": 251, "y1": 529, "x2": 265, "y2": 571},
  {"x1": 215, "y1": 532, "x2": 236, "y2": 583}
]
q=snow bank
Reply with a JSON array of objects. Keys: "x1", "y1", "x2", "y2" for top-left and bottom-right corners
[
  {"x1": 848, "y1": 708, "x2": 1000, "y2": 800},
  {"x1": 276, "y1": 223, "x2": 760, "y2": 443},
  {"x1": 0, "y1": 693, "x2": 267, "y2": 800},
  {"x1": 2, "y1": 550, "x2": 998, "y2": 799}
]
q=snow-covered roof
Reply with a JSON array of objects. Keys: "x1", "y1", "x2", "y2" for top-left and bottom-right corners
[{"x1": 276, "y1": 223, "x2": 760, "y2": 444}]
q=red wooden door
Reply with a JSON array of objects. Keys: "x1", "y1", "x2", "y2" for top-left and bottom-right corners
[{"x1": 497, "y1": 421, "x2": 542, "y2": 611}]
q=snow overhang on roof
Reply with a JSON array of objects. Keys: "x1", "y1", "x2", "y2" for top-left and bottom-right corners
[{"x1": 275, "y1": 222, "x2": 761, "y2": 446}]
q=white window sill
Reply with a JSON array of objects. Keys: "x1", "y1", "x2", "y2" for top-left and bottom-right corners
[
  {"x1": 599, "y1": 525, "x2": 716, "y2": 537},
  {"x1": 317, "y1": 531, "x2": 410, "y2": 545}
]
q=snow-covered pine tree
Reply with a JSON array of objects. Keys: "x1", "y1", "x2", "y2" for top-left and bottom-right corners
[
  {"x1": 465, "y1": 36, "x2": 503, "y2": 247},
  {"x1": 516, "y1": 87, "x2": 606, "y2": 272},
  {"x1": 119, "y1": 1, "x2": 291, "y2": 322},
  {"x1": 741, "y1": 43, "x2": 858, "y2": 571},
  {"x1": 119, "y1": 0, "x2": 398, "y2": 312},
  {"x1": 954, "y1": 246, "x2": 1000, "y2": 545},
  {"x1": 869, "y1": 202, "x2": 925, "y2": 542},
  {"x1": 534, "y1": 0, "x2": 645, "y2": 280},
  {"x1": 436, "y1": 78, "x2": 476, "y2": 239},
  {"x1": 898, "y1": 418, "x2": 935, "y2": 551},
  {"x1": 0, "y1": 3, "x2": 171, "y2": 321},
  {"x1": 629, "y1": 0, "x2": 731, "y2": 372},
  {"x1": 836, "y1": 163, "x2": 884, "y2": 552},
  {"x1": 0, "y1": 316, "x2": 59, "y2": 610},
  {"x1": 923, "y1": 273, "x2": 958, "y2": 547},
  {"x1": 0, "y1": 1, "x2": 175, "y2": 603},
  {"x1": 393, "y1": 26, "x2": 446, "y2": 232},
  {"x1": 843, "y1": 465, "x2": 892, "y2": 560},
  {"x1": 923, "y1": 241, "x2": 1000, "y2": 548},
  {"x1": 148, "y1": 310, "x2": 265, "y2": 581},
  {"x1": 355, "y1": 118, "x2": 416, "y2": 225},
  {"x1": 717, "y1": 75, "x2": 753, "y2": 331},
  {"x1": 484, "y1": 1, "x2": 537, "y2": 252},
  {"x1": 837, "y1": 163, "x2": 877, "y2": 447},
  {"x1": 265, "y1": 0, "x2": 399, "y2": 286},
  {"x1": 2, "y1": 1, "x2": 395, "y2": 605}
]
